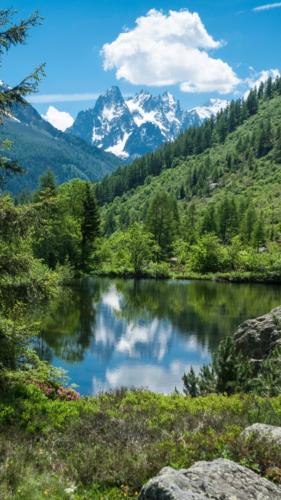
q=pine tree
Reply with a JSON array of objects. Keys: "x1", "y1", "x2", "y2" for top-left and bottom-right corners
[
  {"x1": 248, "y1": 150, "x2": 255, "y2": 171},
  {"x1": 179, "y1": 184, "x2": 186, "y2": 200},
  {"x1": 246, "y1": 89, "x2": 258, "y2": 116},
  {"x1": 258, "y1": 81, "x2": 265, "y2": 99},
  {"x1": 182, "y1": 367, "x2": 199, "y2": 397},
  {"x1": 0, "y1": 9, "x2": 45, "y2": 183},
  {"x1": 146, "y1": 190, "x2": 179, "y2": 258},
  {"x1": 274, "y1": 126, "x2": 281, "y2": 163},
  {"x1": 252, "y1": 215, "x2": 266, "y2": 249},
  {"x1": 255, "y1": 120, "x2": 272, "y2": 158},
  {"x1": 104, "y1": 207, "x2": 116, "y2": 236},
  {"x1": 81, "y1": 183, "x2": 100, "y2": 271},
  {"x1": 265, "y1": 76, "x2": 273, "y2": 99},
  {"x1": 200, "y1": 205, "x2": 217, "y2": 235},
  {"x1": 240, "y1": 204, "x2": 257, "y2": 243},
  {"x1": 217, "y1": 196, "x2": 238, "y2": 243},
  {"x1": 34, "y1": 169, "x2": 57, "y2": 201}
]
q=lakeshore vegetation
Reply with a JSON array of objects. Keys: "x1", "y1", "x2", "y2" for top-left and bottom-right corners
[{"x1": 1, "y1": 8, "x2": 281, "y2": 499}]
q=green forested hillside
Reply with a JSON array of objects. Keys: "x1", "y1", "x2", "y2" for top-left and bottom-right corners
[
  {"x1": 0, "y1": 102, "x2": 120, "y2": 194},
  {"x1": 102, "y1": 93, "x2": 281, "y2": 234},
  {"x1": 96, "y1": 77, "x2": 281, "y2": 205},
  {"x1": 94, "y1": 78, "x2": 281, "y2": 278}
]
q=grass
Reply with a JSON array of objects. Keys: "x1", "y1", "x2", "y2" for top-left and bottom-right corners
[
  {"x1": 1, "y1": 387, "x2": 281, "y2": 498},
  {"x1": 93, "y1": 268, "x2": 281, "y2": 284}
]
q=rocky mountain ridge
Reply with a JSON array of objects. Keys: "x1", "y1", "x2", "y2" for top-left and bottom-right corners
[{"x1": 66, "y1": 86, "x2": 228, "y2": 160}]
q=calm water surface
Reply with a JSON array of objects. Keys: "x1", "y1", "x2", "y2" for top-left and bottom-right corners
[{"x1": 34, "y1": 278, "x2": 281, "y2": 395}]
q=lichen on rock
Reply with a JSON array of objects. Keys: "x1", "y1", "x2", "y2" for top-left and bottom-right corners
[{"x1": 139, "y1": 458, "x2": 281, "y2": 499}]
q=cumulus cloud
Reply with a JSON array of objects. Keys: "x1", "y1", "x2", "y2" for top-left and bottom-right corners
[
  {"x1": 42, "y1": 106, "x2": 74, "y2": 131},
  {"x1": 101, "y1": 9, "x2": 239, "y2": 94},
  {"x1": 244, "y1": 68, "x2": 280, "y2": 97},
  {"x1": 254, "y1": 2, "x2": 281, "y2": 11}
]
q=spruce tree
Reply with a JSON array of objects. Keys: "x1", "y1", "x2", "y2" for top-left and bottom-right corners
[
  {"x1": 265, "y1": 76, "x2": 273, "y2": 99},
  {"x1": 246, "y1": 89, "x2": 258, "y2": 116},
  {"x1": 252, "y1": 215, "x2": 266, "y2": 249},
  {"x1": 81, "y1": 183, "x2": 100, "y2": 271},
  {"x1": 200, "y1": 205, "x2": 217, "y2": 235},
  {"x1": 182, "y1": 367, "x2": 199, "y2": 397},
  {"x1": 274, "y1": 127, "x2": 281, "y2": 163},
  {"x1": 240, "y1": 204, "x2": 257, "y2": 243},
  {"x1": 0, "y1": 9, "x2": 44, "y2": 183},
  {"x1": 217, "y1": 196, "x2": 238, "y2": 243},
  {"x1": 34, "y1": 169, "x2": 57, "y2": 201},
  {"x1": 146, "y1": 190, "x2": 179, "y2": 258}
]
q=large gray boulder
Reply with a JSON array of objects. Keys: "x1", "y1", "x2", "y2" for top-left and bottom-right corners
[
  {"x1": 139, "y1": 458, "x2": 281, "y2": 499},
  {"x1": 241, "y1": 423, "x2": 281, "y2": 447},
  {"x1": 234, "y1": 306, "x2": 281, "y2": 360}
]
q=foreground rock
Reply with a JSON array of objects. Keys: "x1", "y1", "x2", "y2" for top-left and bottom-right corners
[
  {"x1": 234, "y1": 306, "x2": 281, "y2": 360},
  {"x1": 139, "y1": 458, "x2": 281, "y2": 499},
  {"x1": 241, "y1": 423, "x2": 281, "y2": 447}
]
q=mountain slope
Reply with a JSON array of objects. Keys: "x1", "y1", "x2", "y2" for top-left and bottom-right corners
[
  {"x1": 0, "y1": 100, "x2": 120, "y2": 194},
  {"x1": 67, "y1": 86, "x2": 227, "y2": 160},
  {"x1": 100, "y1": 85, "x2": 281, "y2": 240}
]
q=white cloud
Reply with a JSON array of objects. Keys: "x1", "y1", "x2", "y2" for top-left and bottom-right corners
[
  {"x1": 254, "y1": 2, "x2": 281, "y2": 11},
  {"x1": 28, "y1": 92, "x2": 100, "y2": 104},
  {"x1": 42, "y1": 106, "x2": 74, "y2": 131},
  {"x1": 101, "y1": 9, "x2": 239, "y2": 94},
  {"x1": 244, "y1": 68, "x2": 280, "y2": 97}
]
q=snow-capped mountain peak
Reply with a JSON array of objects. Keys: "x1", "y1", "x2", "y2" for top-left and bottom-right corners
[
  {"x1": 191, "y1": 98, "x2": 229, "y2": 120},
  {"x1": 126, "y1": 90, "x2": 182, "y2": 139},
  {"x1": 66, "y1": 87, "x2": 229, "y2": 160}
]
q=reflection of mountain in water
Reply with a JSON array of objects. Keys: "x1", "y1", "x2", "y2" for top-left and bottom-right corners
[{"x1": 33, "y1": 278, "x2": 281, "y2": 395}]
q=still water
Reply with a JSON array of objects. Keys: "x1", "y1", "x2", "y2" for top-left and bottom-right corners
[{"x1": 34, "y1": 278, "x2": 281, "y2": 395}]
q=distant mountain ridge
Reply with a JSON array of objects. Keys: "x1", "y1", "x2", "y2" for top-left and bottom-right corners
[
  {"x1": 66, "y1": 86, "x2": 228, "y2": 160},
  {"x1": 0, "y1": 94, "x2": 120, "y2": 194}
]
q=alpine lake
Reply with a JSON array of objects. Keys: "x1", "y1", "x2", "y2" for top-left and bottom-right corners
[{"x1": 34, "y1": 278, "x2": 281, "y2": 395}]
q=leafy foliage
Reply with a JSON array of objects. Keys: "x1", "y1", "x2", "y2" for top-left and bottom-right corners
[
  {"x1": 98, "y1": 79, "x2": 281, "y2": 279},
  {"x1": 0, "y1": 388, "x2": 281, "y2": 498},
  {"x1": 96, "y1": 77, "x2": 281, "y2": 205},
  {"x1": 183, "y1": 336, "x2": 281, "y2": 397}
]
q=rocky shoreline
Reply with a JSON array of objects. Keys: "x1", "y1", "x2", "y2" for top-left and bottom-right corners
[{"x1": 139, "y1": 307, "x2": 281, "y2": 499}]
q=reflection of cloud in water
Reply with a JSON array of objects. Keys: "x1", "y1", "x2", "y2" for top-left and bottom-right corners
[
  {"x1": 40, "y1": 278, "x2": 281, "y2": 395},
  {"x1": 92, "y1": 361, "x2": 201, "y2": 394},
  {"x1": 94, "y1": 295, "x2": 210, "y2": 364},
  {"x1": 94, "y1": 308, "x2": 209, "y2": 364},
  {"x1": 184, "y1": 335, "x2": 209, "y2": 358},
  {"x1": 102, "y1": 286, "x2": 121, "y2": 312},
  {"x1": 116, "y1": 319, "x2": 172, "y2": 361}
]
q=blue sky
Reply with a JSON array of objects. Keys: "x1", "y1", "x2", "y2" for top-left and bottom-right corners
[{"x1": 1, "y1": 0, "x2": 281, "y2": 127}]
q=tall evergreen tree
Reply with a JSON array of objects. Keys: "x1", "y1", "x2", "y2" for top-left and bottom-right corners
[
  {"x1": 217, "y1": 196, "x2": 238, "y2": 243},
  {"x1": 201, "y1": 205, "x2": 217, "y2": 235},
  {"x1": 252, "y1": 215, "x2": 266, "y2": 249},
  {"x1": 0, "y1": 9, "x2": 44, "y2": 184},
  {"x1": 34, "y1": 169, "x2": 57, "y2": 201},
  {"x1": 240, "y1": 204, "x2": 257, "y2": 243},
  {"x1": 146, "y1": 190, "x2": 179, "y2": 258},
  {"x1": 81, "y1": 183, "x2": 100, "y2": 271},
  {"x1": 265, "y1": 76, "x2": 273, "y2": 99},
  {"x1": 246, "y1": 89, "x2": 258, "y2": 116},
  {"x1": 274, "y1": 126, "x2": 281, "y2": 163}
]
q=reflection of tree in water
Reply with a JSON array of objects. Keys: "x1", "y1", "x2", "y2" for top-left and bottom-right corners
[
  {"x1": 113, "y1": 279, "x2": 281, "y2": 352},
  {"x1": 34, "y1": 277, "x2": 281, "y2": 365},
  {"x1": 35, "y1": 278, "x2": 109, "y2": 363}
]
